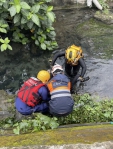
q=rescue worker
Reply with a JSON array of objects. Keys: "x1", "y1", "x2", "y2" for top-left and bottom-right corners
[
  {"x1": 51, "y1": 45, "x2": 87, "y2": 93},
  {"x1": 15, "y1": 70, "x2": 50, "y2": 115},
  {"x1": 47, "y1": 64, "x2": 74, "y2": 117}
]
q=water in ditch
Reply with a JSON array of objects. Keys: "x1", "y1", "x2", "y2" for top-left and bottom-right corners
[{"x1": 0, "y1": 42, "x2": 113, "y2": 100}]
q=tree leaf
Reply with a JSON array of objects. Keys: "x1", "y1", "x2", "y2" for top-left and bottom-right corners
[
  {"x1": 27, "y1": 21, "x2": 33, "y2": 29},
  {"x1": 41, "y1": 43, "x2": 46, "y2": 50},
  {"x1": 46, "y1": 0, "x2": 52, "y2": 2},
  {"x1": 21, "y1": 17, "x2": 27, "y2": 24},
  {"x1": 35, "y1": 40, "x2": 39, "y2": 45},
  {"x1": 1, "y1": 24, "x2": 8, "y2": 28},
  {"x1": 0, "y1": 38, "x2": 5, "y2": 43},
  {"x1": 1, "y1": 43, "x2": 7, "y2": 51},
  {"x1": 7, "y1": 45, "x2": 12, "y2": 50},
  {"x1": 31, "y1": 4, "x2": 40, "y2": 13},
  {"x1": 8, "y1": 6, "x2": 16, "y2": 17},
  {"x1": 22, "y1": 38, "x2": 28, "y2": 44},
  {"x1": 47, "y1": 6, "x2": 53, "y2": 12},
  {"x1": 14, "y1": 14, "x2": 20, "y2": 24},
  {"x1": 14, "y1": 0, "x2": 20, "y2": 5},
  {"x1": 0, "y1": 28, "x2": 7, "y2": 33},
  {"x1": 27, "y1": 12, "x2": 33, "y2": 20},
  {"x1": 4, "y1": 37, "x2": 10, "y2": 44},
  {"x1": 32, "y1": 14, "x2": 40, "y2": 26},
  {"x1": 15, "y1": 4, "x2": 21, "y2": 13},
  {"x1": 3, "y1": 1, "x2": 8, "y2": 9},
  {"x1": 47, "y1": 12, "x2": 55, "y2": 22},
  {"x1": 21, "y1": 9, "x2": 29, "y2": 17},
  {"x1": 40, "y1": 37, "x2": 45, "y2": 43},
  {"x1": 20, "y1": 2, "x2": 31, "y2": 9}
]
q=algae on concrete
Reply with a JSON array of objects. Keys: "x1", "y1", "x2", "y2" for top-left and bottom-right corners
[
  {"x1": 1, "y1": 124, "x2": 113, "y2": 147},
  {"x1": 75, "y1": 18, "x2": 113, "y2": 59}
]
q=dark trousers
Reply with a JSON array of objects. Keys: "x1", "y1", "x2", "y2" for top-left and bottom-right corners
[{"x1": 65, "y1": 63, "x2": 80, "y2": 88}]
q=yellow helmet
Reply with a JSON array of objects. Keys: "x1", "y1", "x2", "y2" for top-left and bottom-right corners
[
  {"x1": 37, "y1": 70, "x2": 50, "y2": 83},
  {"x1": 65, "y1": 45, "x2": 83, "y2": 64}
]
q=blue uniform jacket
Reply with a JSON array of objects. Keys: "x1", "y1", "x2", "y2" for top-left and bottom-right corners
[
  {"x1": 15, "y1": 86, "x2": 50, "y2": 115},
  {"x1": 51, "y1": 73, "x2": 70, "y2": 82},
  {"x1": 48, "y1": 74, "x2": 74, "y2": 116}
]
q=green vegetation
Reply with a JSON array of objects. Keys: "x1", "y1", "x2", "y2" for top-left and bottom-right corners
[
  {"x1": 1, "y1": 93, "x2": 113, "y2": 135},
  {"x1": 98, "y1": 0, "x2": 109, "y2": 13},
  {"x1": 0, "y1": 0, "x2": 58, "y2": 52},
  {"x1": 58, "y1": 94, "x2": 113, "y2": 125}
]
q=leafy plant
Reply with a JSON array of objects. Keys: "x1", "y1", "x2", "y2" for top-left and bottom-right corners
[
  {"x1": 0, "y1": 37, "x2": 12, "y2": 51},
  {"x1": 0, "y1": 113, "x2": 59, "y2": 135},
  {"x1": 0, "y1": 0, "x2": 58, "y2": 51},
  {"x1": 58, "y1": 94, "x2": 113, "y2": 125},
  {"x1": 13, "y1": 113, "x2": 59, "y2": 135},
  {"x1": 0, "y1": 22, "x2": 8, "y2": 33},
  {"x1": 98, "y1": 0, "x2": 109, "y2": 14},
  {"x1": 1, "y1": 94, "x2": 113, "y2": 135}
]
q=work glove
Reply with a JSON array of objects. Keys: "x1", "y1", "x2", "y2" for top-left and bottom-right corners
[
  {"x1": 78, "y1": 77, "x2": 84, "y2": 81},
  {"x1": 47, "y1": 69, "x2": 51, "y2": 73}
]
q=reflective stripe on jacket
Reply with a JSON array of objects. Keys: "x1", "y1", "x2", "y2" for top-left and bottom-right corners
[
  {"x1": 47, "y1": 74, "x2": 71, "y2": 99},
  {"x1": 47, "y1": 74, "x2": 74, "y2": 116}
]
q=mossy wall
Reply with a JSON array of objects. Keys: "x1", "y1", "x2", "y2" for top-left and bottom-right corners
[
  {"x1": 1, "y1": 124, "x2": 113, "y2": 147},
  {"x1": 75, "y1": 17, "x2": 113, "y2": 58}
]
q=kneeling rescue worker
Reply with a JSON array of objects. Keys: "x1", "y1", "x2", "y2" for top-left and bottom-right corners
[
  {"x1": 15, "y1": 70, "x2": 51, "y2": 115},
  {"x1": 47, "y1": 64, "x2": 74, "y2": 117},
  {"x1": 51, "y1": 45, "x2": 87, "y2": 93}
]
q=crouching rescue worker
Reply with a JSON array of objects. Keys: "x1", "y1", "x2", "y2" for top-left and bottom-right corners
[
  {"x1": 15, "y1": 70, "x2": 50, "y2": 115},
  {"x1": 47, "y1": 64, "x2": 74, "y2": 117},
  {"x1": 51, "y1": 45, "x2": 87, "y2": 93}
]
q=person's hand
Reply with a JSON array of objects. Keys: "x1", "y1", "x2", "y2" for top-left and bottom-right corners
[
  {"x1": 47, "y1": 69, "x2": 51, "y2": 73},
  {"x1": 78, "y1": 77, "x2": 84, "y2": 81}
]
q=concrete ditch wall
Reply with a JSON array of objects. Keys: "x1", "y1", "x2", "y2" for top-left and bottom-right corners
[{"x1": 50, "y1": 0, "x2": 86, "y2": 6}]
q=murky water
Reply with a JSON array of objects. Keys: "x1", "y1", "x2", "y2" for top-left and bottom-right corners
[
  {"x1": 49, "y1": 49, "x2": 113, "y2": 99},
  {"x1": 0, "y1": 7, "x2": 113, "y2": 99},
  {"x1": 81, "y1": 57, "x2": 113, "y2": 99},
  {"x1": 0, "y1": 47, "x2": 52, "y2": 94},
  {"x1": 0, "y1": 45, "x2": 113, "y2": 99}
]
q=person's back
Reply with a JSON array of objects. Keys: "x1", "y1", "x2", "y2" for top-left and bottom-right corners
[
  {"x1": 47, "y1": 64, "x2": 74, "y2": 117},
  {"x1": 15, "y1": 70, "x2": 51, "y2": 115}
]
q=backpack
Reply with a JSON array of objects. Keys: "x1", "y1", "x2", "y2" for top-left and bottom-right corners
[
  {"x1": 17, "y1": 77, "x2": 45, "y2": 107},
  {"x1": 65, "y1": 45, "x2": 83, "y2": 65}
]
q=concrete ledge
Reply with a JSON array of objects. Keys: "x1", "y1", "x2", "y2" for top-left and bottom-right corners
[{"x1": 1, "y1": 124, "x2": 113, "y2": 148}]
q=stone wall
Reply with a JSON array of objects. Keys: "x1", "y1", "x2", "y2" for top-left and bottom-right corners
[
  {"x1": 0, "y1": 90, "x2": 15, "y2": 120},
  {"x1": 50, "y1": 0, "x2": 86, "y2": 6}
]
